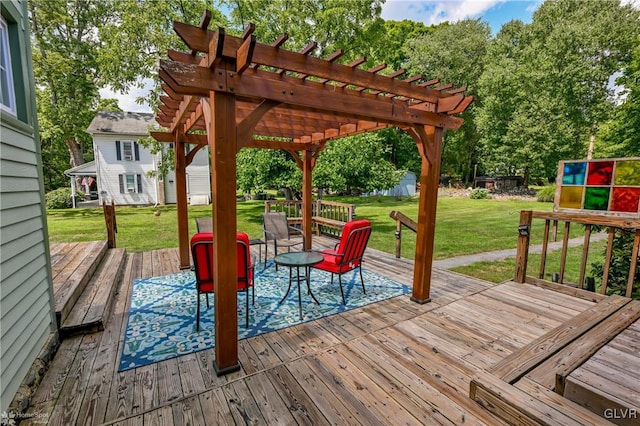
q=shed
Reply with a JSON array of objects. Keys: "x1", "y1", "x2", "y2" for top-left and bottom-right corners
[{"x1": 379, "y1": 171, "x2": 417, "y2": 196}]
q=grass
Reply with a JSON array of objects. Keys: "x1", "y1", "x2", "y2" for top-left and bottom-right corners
[
  {"x1": 47, "y1": 195, "x2": 558, "y2": 259},
  {"x1": 451, "y1": 240, "x2": 608, "y2": 286}
]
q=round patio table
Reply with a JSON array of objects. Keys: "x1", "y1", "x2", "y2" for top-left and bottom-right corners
[{"x1": 273, "y1": 251, "x2": 323, "y2": 320}]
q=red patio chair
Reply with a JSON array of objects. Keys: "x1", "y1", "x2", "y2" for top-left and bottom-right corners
[
  {"x1": 311, "y1": 219, "x2": 372, "y2": 304},
  {"x1": 190, "y1": 232, "x2": 254, "y2": 330}
]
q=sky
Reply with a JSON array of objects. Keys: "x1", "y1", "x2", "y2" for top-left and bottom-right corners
[{"x1": 100, "y1": 0, "x2": 542, "y2": 113}]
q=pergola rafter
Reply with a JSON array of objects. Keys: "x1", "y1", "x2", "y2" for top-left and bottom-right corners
[{"x1": 152, "y1": 12, "x2": 472, "y2": 375}]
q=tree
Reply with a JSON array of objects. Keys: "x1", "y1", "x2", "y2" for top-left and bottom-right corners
[
  {"x1": 222, "y1": 0, "x2": 384, "y2": 62},
  {"x1": 29, "y1": 0, "x2": 224, "y2": 189},
  {"x1": 236, "y1": 149, "x2": 301, "y2": 197},
  {"x1": 313, "y1": 133, "x2": 400, "y2": 194},
  {"x1": 596, "y1": 36, "x2": 640, "y2": 158},
  {"x1": 404, "y1": 20, "x2": 491, "y2": 183},
  {"x1": 365, "y1": 19, "x2": 433, "y2": 71},
  {"x1": 29, "y1": 0, "x2": 110, "y2": 171},
  {"x1": 477, "y1": 0, "x2": 640, "y2": 184},
  {"x1": 377, "y1": 128, "x2": 421, "y2": 177}
]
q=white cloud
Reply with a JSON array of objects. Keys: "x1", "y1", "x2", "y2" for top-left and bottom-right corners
[
  {"x1": 98, "y1": 78, "x2": 153, "y2": 113},
  {"x1": 381, "y1": 0, "x2": 505, "y2": 26}
]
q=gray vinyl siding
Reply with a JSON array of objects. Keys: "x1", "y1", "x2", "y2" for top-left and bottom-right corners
[{"x1": 0, "y1": 0, "x2": 55, "y2": 413}]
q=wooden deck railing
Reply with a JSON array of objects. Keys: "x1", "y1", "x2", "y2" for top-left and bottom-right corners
[
  {"x1": 389, "y1": 210, "x2": 417, "y2": 258},
  {"x1": 515, "y1": 210, "x2": 640, "y2": 297},
  {"x1": 102, "y1": 200, "x2": 117, "y2": 248},
  {"x1": 265, "y1": 200, "x2": 355, "y2": 237}
]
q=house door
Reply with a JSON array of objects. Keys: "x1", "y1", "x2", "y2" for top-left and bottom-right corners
[{"x1": 164, "y1": 171, "x2": 189, "y2": 204}]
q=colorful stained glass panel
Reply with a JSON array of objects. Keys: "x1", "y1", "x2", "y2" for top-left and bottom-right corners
[
  {"x1": 562, "y1": 162, "x2": 586, "y2": 185},
  {"x1": 584, "y1": 187, "x2": 610, "y2": 211},
  {"x1": 610, "y1": 187, "x2": 640, "y2": 213},
  {"x1": 559, "y1": 186, "x2": 583, "y2": 209},
  {"x1": 613, "y1": 160, "x2": 640, "y2": 186},
  {"x1": 586, "y1": 161, "x2": 614, "y2": 186}
]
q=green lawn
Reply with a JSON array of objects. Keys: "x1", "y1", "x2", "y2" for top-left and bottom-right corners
[
  {"x1": 451, "y1": 240, "x2": 608, "y2": 286},
  {"x1": 47, "y1": 195, "x2": 556, "y2": 259}
]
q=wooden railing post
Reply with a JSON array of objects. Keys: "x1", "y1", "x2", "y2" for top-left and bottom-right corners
[
  {"x1": 395, "y1": 219, "x2": 402, "y2": 258},
  {"x1": 515, "y1": 210, "x2": 532, "y2": 283},
  {"x1": 627, "y1": 229, "x2": 640, "y2": 298},
  {"x1": 102, "y1": 200, "x2": 117, "y2": 248}
]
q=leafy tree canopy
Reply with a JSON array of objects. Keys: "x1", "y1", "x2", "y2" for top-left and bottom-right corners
[
  {"x1": 404, "y1": 19, "x2": 490, "y2": 182},
  {"x1": 476, "y1": 0, "x2": 640, "y2": 184},
  {"x1": 313, "y1": 133, "x2": 401, "y2": 194},
  {"x1": 221, "y1": 0, "x2": 383, "y2": 62},
  {"x1": 237, "y1": 149, "x2": 302, "y2": 195},
  {"x1": 596, "y1": 36, "x2": 640, "y2": 158}
]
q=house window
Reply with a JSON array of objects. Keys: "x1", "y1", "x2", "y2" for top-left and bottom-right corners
[
  {"x1": 123, "y1": 141, "x2": 133, "y2": 161},
  {"x1": 0, "y1": 17, "x2": 16, "y2": 115},
  {"x1": 116, "y1": 140, "x2": 140, "y2": 161},
  {"x1": 119, "y1": 174, "x2": 143, "y2": 194},
  {"x1": 125, "y1": 174, "x2": 135, "y2": 192}
]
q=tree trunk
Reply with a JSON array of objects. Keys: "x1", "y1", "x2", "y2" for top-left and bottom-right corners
[
  {"x1": 66, "y1": 138, "x2": 85, "y2": 191},
  {"x1": 587, "y1": 132, "x2": 596, "y2": 160},
  {"x1": 66, "y1": 137, "x2": 84, "y2": 168},
  {"x1": 282, "y1": 187, "x2": 293, "y2": 200}
]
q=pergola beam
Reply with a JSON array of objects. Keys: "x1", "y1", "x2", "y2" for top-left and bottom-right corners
[
  {"x1": 159, "y1": 60, "x2": 463, "y2": 130},
  {"x1": 173, "y1": 21, "x2": 463, "y2": 104}
]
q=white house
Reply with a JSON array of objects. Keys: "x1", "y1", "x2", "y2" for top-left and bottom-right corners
[{"x1": 86, "y1": 111, "x2": 211, "y2": 206}]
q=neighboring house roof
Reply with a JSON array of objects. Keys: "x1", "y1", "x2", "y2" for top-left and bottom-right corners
[
  {"x1": 86, "y1": 111, "x2": 155, "y2": 135},
  {"x1": 64, "y1": 161, "x2": 96, "y2": 176}
]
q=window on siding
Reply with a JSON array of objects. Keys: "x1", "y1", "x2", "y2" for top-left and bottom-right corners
[
  {"x1": 116, "y1": 140, "x2": 140, "y2": 161},
  {"x1": 125, "y1": 174, "x2": 135, "y2": 192},
  {"x1": 0, "y1": 17, "x2": 16, "y2": 116},
  {"x1": 119, "y1": 174, "x2": 143, "y2": 193},
  {"x1": 123, "y1": 141, "x2": 133, "y2": 160}
]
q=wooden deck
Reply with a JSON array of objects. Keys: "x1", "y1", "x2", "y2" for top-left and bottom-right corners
[{"x1": 23, "y1": 237, "x2": 638, "y2": 425}]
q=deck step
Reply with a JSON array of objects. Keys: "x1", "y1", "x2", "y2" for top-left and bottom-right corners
[
  {"x1": 60, "y1": 248, "x2": 127, "y2": 337},
  {"x1": 52, "y1": 240, "x2": 108, "y2": 327}
]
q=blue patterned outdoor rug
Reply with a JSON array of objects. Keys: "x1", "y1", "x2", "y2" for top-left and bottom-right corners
[{"x1": 119, "y1": 261, "x2": 410, "y2": 371}]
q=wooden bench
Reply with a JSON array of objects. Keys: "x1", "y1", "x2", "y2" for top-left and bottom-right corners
[
  {"x1": 470, "y1": 371, "x2": 614, "y2": 426},
  {"x1": 265, "y1": 200, "x2": 355, "y2": 237},
  {"x1": 469, "y1": 295, "x2": 639, "y2": 426},
  {"x1": 489, "y1": 295, "x2": 631, "y2": 384}
]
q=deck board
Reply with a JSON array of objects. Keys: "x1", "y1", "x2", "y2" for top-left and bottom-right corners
[{"x1": 23, "y1": 237, "x2": 637, "y2": 425}]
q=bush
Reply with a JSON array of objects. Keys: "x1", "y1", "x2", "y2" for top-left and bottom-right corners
[
  {"x1": 591, "y1": 229, "x2": 640, "y2": 299},
  {"x1": 536, "y1": 185, "x2": 556, "y2": 203},
  {"x1": 469, "y1": 188, "x2": 490, "y2": 199},
  {"x1": 45, "y1": 187, "x2": 79, "y2": 209}
]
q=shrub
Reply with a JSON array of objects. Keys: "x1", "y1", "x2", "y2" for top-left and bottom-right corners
[
  {"x1": 591, "y1": 229, "x2": 639, "y2": 299},
  {"x1": 536, "y1": 185, "x2": 556, "y2": 203},
  {"x1": 469, "y1": 188, "x2": 490, "y2": 199},
  {"x1": 45, "y1": 187, "x2": 80, "y2": 209}
]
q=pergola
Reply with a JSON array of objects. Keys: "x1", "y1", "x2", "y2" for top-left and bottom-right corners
[{"x1": 152, "y1": 12, "x2": 473, "y2": 375}]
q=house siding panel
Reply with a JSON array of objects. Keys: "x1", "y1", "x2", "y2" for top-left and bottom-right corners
[
  {"x1": 1, "y1": 234, "x2": 47, "y2": 293},
  {"x1": 0, "y1": 0, "x2": 55, "y2": 413},
  {"x1": 1, "y1": 280, "x2": 50, "y2": 367},
  {"x1": 165, "y1": 147, "x2": 211, "y2": 204}
]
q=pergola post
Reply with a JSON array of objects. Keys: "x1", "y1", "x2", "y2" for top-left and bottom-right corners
[
  {"x1": 411, "y1": 126, "x2": 443, "y2": 304},
  {"x1": 154, "y1": 18, "x2": 472, "y2": 375},
  {"x1": 174, "y1": 134, "x2": 191, "y2": 269},
  {"x1": 302, "y1": 150, "x2": 313, "y2": 250},
  {"x1": 203, "y1": 80, "x2": 240, "y2": 375}
]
